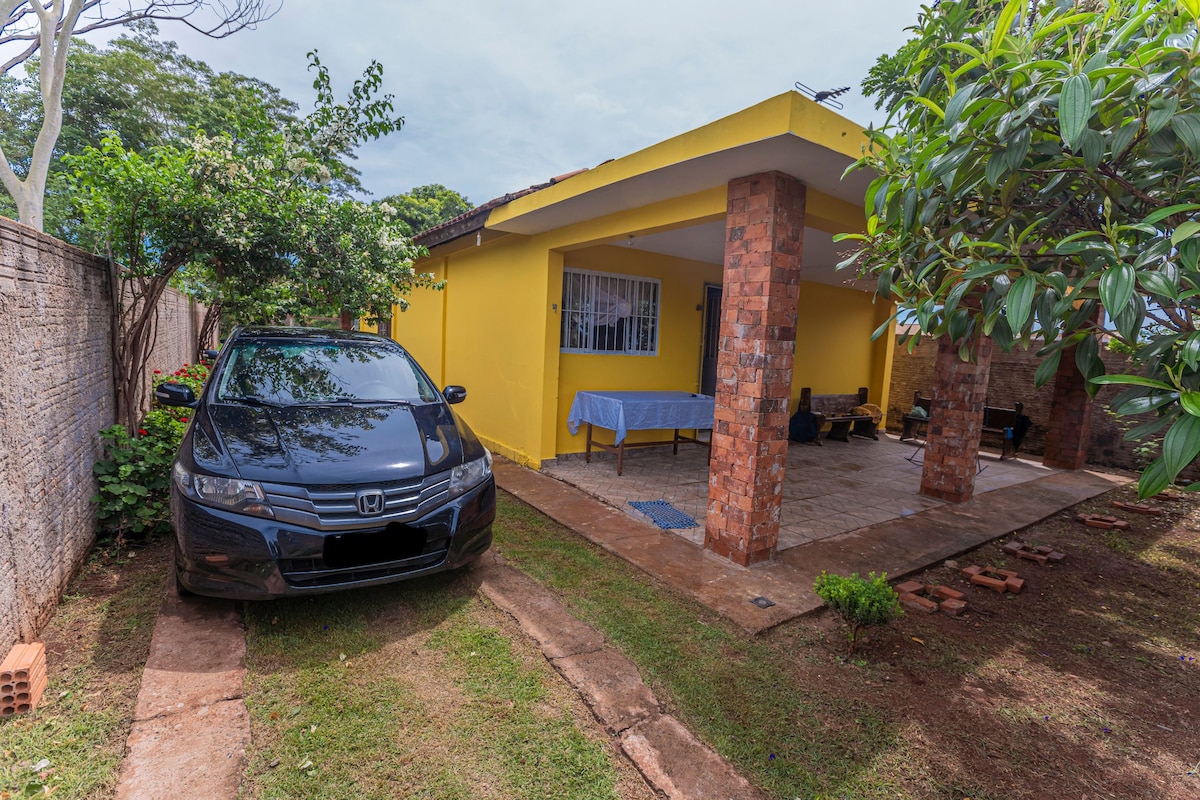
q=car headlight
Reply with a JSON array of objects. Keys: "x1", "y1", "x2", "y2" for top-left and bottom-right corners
[
  {"x1": 448, "y1": 450, "x2": 492, "y2": 498},
  {"x1": 173, "y1": 462, "x2": 275, "y2": 518}
]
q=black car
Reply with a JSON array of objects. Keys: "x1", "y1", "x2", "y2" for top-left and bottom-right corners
[{"x1": 155, "y1": 327, "x2": 495, "y2": 599}]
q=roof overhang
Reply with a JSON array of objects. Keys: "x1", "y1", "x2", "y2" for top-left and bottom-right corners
[{"x1": 484, "y1": 91, "x2": 873, "y2": 238}]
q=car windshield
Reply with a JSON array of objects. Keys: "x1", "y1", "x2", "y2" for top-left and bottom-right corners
[{"x1": 214, "y1": 339, "x2": 441, "y2": 406}]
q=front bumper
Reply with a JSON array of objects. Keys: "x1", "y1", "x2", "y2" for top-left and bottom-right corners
[{"x1": 172, "y1": 477, "x2": 495, "y2": 600}]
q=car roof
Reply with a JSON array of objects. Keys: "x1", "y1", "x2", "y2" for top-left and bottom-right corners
[{"x1": 229, "y1": 326, "x2": 394, "y2": 345}]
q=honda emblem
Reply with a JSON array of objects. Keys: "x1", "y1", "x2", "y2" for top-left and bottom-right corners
[{"x1": 356, "y1": 489, "x2": 385, "y2": 516}]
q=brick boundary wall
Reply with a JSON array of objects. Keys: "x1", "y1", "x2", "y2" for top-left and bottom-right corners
[
  {"x1": 888, "y1": 334, "x2": 1199, "y2": 480},
  {"x1": 0, "y1": 217, "x2": 205, "y2": 650}
]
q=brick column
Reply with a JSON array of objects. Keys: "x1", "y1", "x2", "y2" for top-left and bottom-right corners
[
  {"x1": 704, "y1": 172, "x2": 805, "y2": 566},
  {"x1": 920, "y1": 334, "x2": 993, "y2": 503},
  {"x1": 1042, "y1": 346, "x2": 1093, "y2": 469}
]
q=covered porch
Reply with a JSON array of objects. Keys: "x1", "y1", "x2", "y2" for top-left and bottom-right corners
[{"x1": 544, "y1": 435, "x2": 1057, "y2": 549}]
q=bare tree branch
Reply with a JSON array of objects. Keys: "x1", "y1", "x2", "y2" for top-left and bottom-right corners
[
  {"x1": 1, "y1": 2, "x2": 280, "y2": 75},
  {"x1": 0, "y1": 0, "x2": 280, "y2": 229}
]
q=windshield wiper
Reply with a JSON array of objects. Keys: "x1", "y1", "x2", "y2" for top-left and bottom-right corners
[
  {"x1": 316, "y1": 397, "x2": 413, "y2": 406},
  {"x1": 222, "y1": 395, "x2": 285, "y2": 408}
]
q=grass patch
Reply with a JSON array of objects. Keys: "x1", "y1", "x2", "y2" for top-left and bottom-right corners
[
  {"x1": 239, "y1": 570, "x2": 644, "y2": 800},
  {"x1": 0, "y1": 540, "x2": 169, "y2": 798},
  {"x1": 491, "y1": 492, "x2": 904, "y2": 799}
]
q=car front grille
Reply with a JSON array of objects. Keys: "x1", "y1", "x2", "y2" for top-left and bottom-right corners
[
  {"x1": 277, "y1": 519, "x2": 452, "y2": 588},
  {"x1": 260, "y1": 471, "x2": 452, "y2": 531}
]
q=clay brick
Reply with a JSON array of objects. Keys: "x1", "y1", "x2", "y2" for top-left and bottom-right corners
[
  {"x1": 1005, "y1": 577, "x2": 1025, "y2": 594},
  {"x1": 995, "y1": 569, "x2": 1019, "y2": 578},
  {"x1": 1016, "y1": 551, "x2": 1049, "y2": 565},
  {"x1": 900, "y1": 592, "x2": 938, "y2": 614},
  {"x1": 1002, "y1": 541, "x2": 1025, "y2": 555},
  {"x1": 940, "y1": 598, "x2": 968, "y2": 616},
  {"x1": 962, "y1": 565, "x2": 985, "y2": 578},
  {"x1": 895, "y1": 580, "x2": 926, "y2": 595},
  {"x1": 931, "y1": 585, "x2": 965, "y2": 601},
  {"x1": 970, "y1": 574, "x2": 1008, "y2": 593},
  {"x1": 1046, "y1": 551, "x2": 1066, "y2": 563},
  {"x1": 1084, "y1": 518, "x2": 1115, "y2": 529}
]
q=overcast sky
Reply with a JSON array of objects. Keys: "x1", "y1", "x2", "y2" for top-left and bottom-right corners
[{"x1": 156, "y1": 0, "x2": 927, "y2": 206}]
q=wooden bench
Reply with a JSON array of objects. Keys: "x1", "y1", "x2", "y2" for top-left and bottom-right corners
[
  {"x1": 982, "y1": 400, "x2": 1024, "y2": 460},
  {"x1": 798, "y1": 387, "x2": 879, "y2": 443},
  {"x1": 901, "y1": 392, "x2": 1024, "y2": 459}
]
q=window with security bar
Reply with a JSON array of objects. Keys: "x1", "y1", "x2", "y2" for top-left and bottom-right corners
[{"x1": 560, "y1": 268, "x2": 660, "y2": 355}]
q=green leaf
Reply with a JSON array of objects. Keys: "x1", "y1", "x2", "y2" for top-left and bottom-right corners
[
  {"x1": 1080, "y1": 128, "x2": 1104, "y2": 170},
  {"x1": 1108, "y1": 119, "x2": 1139, "y2": 159},
  {"x1": 1059, "y1": 74, "x2": 1093, "y2": 150},
  {"x1": 1163, "y1": 413, "x2": 1200, "y2": 481},
  {"x1": 944, "y1": 84, "x2": 977, "y2": 128},
  {"x1": 1091, "y1": 375, "x2": 1175, "y2": 390},
  {"x1": 1099, "y1": 263, "x2": 1135, "y2": 316},
  {"x1": 1005, "y1": 274, "x2": 1035, "y2": 333},
  {"x1": 1034, "y1": 348, "x2": 1061, "y2": 388},
  {"x1": 1171, "y1": 220, "x2": 1200, "y2": 246},
  {"x1": 1181, "y1": 390, "x2": 1200, "y2": 416},
  {"x1": 1138, "y1": 458, "x2": 1173, "y2": 500},
  {"x1": 1144, "y1": 203, "x2": 1200, "y2": 225},
  {"x1": 1172, "y1": 114, "x2": 1200, "y2": 154},
  {"x1": 991, "y1": 0, "x2": 1024, "y2": 58}
]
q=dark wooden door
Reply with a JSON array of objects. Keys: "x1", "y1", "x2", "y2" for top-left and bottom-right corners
[{"x1": 700, "y1": 284, "x2": 722, "y2": 396}]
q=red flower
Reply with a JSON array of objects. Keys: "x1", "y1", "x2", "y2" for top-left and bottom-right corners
[
  {"x1": 181, "y1": 417, "x2": 189, "y2": 423},
  {"x1": 153, "y1": 369, "x2": 161, "y2": 374},
  {"x1": 138, "y1": 428, "x2": 148, "y2": 436}
]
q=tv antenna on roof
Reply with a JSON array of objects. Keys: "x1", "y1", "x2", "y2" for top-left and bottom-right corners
[{"x1": 794, "y1": 82, "x2": 851, "y2": 110}]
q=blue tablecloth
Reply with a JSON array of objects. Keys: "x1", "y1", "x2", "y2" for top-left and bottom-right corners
[{"x1": 567, "y1": 391, "x2": 715, "y2": 445}]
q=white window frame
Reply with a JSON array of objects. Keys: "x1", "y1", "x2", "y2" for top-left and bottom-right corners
[{"x1": 560, "y1": 267, "x2": 660, "y2": 356}]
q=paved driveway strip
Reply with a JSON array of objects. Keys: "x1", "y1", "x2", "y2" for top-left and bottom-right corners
[
  {"x1": 476, "y1": 550, "x2": 765, "y2": 800},
  {"x1": 114, "y1": 584, "x2": 249, "y2": 800}
]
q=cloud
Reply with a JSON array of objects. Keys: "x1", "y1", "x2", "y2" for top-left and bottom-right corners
[{"x1": 139, "y1": 0, "x2": 926, "y2": 203}]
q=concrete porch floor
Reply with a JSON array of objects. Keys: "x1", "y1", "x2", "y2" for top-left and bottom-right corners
[
  {"x1": 495, "y1": 435, "x2": 1130, "y2": 633},
  {"x1": 543, "y1": 434, "x2": 1057, "y2": 548}
]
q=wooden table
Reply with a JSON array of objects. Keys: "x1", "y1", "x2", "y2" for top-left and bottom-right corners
[{"x1": 567, "y1": 390, "x2": 714, "y2": 475}]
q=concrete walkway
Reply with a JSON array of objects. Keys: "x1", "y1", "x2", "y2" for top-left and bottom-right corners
[
  {"x1": 114, "y1": 584, "x2": 248, "y2": 800},
  {"x1": 495, "y1": 457, "x2": 1128, "y2": 633}
]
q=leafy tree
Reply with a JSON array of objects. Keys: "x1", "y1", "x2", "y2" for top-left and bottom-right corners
[
  {"x1": 839, "y1": 0, "x2": 1200, "y2": 498},
  {"x1": 64, "y1": 55, "x2": 439, "y2": 431},
  {"x1": 0, "y1": 0, "x2": 278, "y2": 231},
  {"x1": 378, "y1": 183, "x2": 472, "y2": 236},
  {"x1": 1, "y1": 21, "x2": 302, "y2": 234}
]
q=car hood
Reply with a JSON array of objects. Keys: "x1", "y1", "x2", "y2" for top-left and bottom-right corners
[{"x1": 194, "y1": 402, "x2": 468, "y2": 485}]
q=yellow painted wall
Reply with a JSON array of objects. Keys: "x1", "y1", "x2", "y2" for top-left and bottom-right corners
[
  {"x1": 391, "y1": 258, "x2": 447, "y2": 385},
  {"x1": 555, "y1": 246, "x2": 723, "y2": 455},
  {"x1": 394, "y1": 239, "x2": 557, "y2": 468},
  {"x1": 790, "y1": 282, "x2": 892, "y2": 411}
]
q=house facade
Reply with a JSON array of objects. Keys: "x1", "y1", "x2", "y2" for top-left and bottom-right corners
[{"x1": 393, "y1": 91, "x2": 896, "y2": 565}]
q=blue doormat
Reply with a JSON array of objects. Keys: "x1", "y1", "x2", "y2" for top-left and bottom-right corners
[{"x1": 629, "y1": 500, "x2": 698, "y2": 529}]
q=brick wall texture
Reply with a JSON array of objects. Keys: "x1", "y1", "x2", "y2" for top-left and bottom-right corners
[
  {"x1": 705, "y1": 172, "x2": 805, "y2": 566},
  {"x1": 888, "y1": 334, "x2": 1195, "y2": 478},
  {"x1": 0, "y1": 217, "x2": 204, "y2": 650}
]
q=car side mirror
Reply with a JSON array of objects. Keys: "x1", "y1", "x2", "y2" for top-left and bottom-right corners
[
  {"x1": 155, "y1": 381, "x2": 199, "y2": 408},
  {"x1": 202, "y1": 349, "x2": 220, "y2": 361},
  {"x1": 443, "y1": 385, "x2": 467, "y2": 405}
]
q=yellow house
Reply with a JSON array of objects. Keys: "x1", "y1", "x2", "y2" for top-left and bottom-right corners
[{"x1": 393, "y1": 91, "x2": 893, "y2": 567}]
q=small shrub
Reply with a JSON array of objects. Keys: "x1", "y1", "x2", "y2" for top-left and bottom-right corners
[
  {"x1": 814, "y1": 571, "x2": 902, "y2": 655},
  {"x1": 92, "y1": 409, "x2": 186, "y2": 545}
]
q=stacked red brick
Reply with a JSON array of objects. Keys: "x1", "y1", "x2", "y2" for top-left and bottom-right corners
[
  {"x1": 895, "y1": 580, "x2": 969, "y2": 616},
  {"x1": 1, "y1": 642, "x2": 47, "y2": 716}
]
